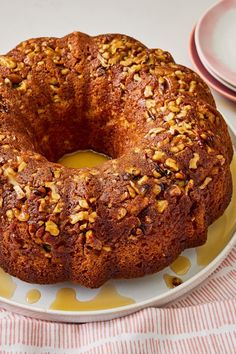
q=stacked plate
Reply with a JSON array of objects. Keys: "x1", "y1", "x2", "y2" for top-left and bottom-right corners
[{"x1": 189, "y1": 0, "x2": 236, "y2": 102}]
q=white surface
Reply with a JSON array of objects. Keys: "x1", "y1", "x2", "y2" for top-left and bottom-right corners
[
  {"x1": 0, "y1": 0, "x2": 236, "y2": 322},
  {"x1": 195, "y1": 0, "x2": 236, "y2": 88},
  {"x1": 0, "y1": 0, "x2": 217, "y2": 57}
]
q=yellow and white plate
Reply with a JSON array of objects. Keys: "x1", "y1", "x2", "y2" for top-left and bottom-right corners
[{"x1": 0, "y1": 132, "x2": 236, "y2": 323}]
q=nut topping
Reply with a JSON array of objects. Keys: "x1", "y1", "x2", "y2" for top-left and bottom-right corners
[
  {"x1": 152, "y1": 151, "x2": 165, "y2": 161},
  {"x1": 144, "y1": 85, "x2": 153, "y2": 98},
  {"x1": 13, "y1": 185, "x2": 25, "y2": 199},
  {"x1": 200, "y1": 177, "x2": 212, "y2": 190},
  {"x1": 117, "y1": 207, "x2": 127, "y2": 220},
  {"x1": 79, "y1": 199, "x2": 89, "y2": 209},
  {"x1": 69, "y1": 211, "x2": 89, "y2": 224},
  {"x1": 189, "y1": 153, "x2": 200, "y2": 169},
  {"x1": 156, "y1": 200, "x2": 168, "y2": 213},
  {"x1": 165, "y1": 158, "x2": 179, "y2": 171},
  {"x1": 45, "y1": 220, "x2": 60, "y2": 236}
]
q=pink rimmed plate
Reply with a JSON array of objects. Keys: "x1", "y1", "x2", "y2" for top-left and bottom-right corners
[
  {"x1": 195, "y1": 0, "x2": 236, "y2": 88},
  {"x1": 189, "y1": 27, "x2": 236, "y2": 102}
]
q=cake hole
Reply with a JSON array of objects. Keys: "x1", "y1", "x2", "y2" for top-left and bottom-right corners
[{"x1": 58, "y1": 149, "x2": 110, "y2": 168}]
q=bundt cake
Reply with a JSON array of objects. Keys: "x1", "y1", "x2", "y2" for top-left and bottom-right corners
[{"x1": 0, "y1": 32, "x2": 233, "y2": 288}]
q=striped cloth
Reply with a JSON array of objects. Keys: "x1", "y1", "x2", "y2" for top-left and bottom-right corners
[{"x1": 0, "y1": 246, "x2": 235, "y2": 354}]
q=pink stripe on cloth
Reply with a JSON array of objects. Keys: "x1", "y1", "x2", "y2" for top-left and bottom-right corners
[{"x1": 0, "y1": 245, "x2": 235, "y2": 354}]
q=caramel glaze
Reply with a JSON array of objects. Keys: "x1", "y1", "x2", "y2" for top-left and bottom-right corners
[
  {"x1": 170, "y1": 255, "x2": 191, "y2": 275},
  {"x1": 59, "y1": 150, "x2": 109, "y2": 168},
  {"x1": 163, "y1": 274, "x2": 183, "y2": 289},
  {"x1": 0, "y1": 267, "x2": 16, "y2": 299},
  {"x1": 50, "y1": 283, "x2": 135, "y2": 311},
  {"x1": 26, "y1": 289, "x2": 41, "y2": 304}
]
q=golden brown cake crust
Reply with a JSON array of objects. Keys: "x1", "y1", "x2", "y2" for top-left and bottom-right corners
[{"x1": 0, "y1": 32, "x2": 233, "y2": 288}]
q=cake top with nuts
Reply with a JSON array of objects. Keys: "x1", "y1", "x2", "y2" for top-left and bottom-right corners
[{"x1": 0, "y1": 31, "x2": 232, "y2": 288}]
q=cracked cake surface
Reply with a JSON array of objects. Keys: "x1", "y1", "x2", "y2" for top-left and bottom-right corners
[{"x1": 0, "y1": 31, "x2": 233, "y2": 288}]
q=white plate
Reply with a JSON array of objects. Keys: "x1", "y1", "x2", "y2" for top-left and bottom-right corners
[
  {"x1": 189, "y1": 27, "x2": 236, "y2": 102},
  {"x1": 195, "y1": 0, "x2": 236, "y2": 88},
  {"x1": 200, "y1": 53, "x2": 236, "y2": 92},
  {"x1": 0, "y1": 131, "x2": 236, "y2": 323}
]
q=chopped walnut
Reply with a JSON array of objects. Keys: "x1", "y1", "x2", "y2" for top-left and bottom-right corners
[
  {"x1": 200, "y1": 177, "x2": 212, "y2": 190},
  {"x1": 152, "y1": 151, "x2": 165, "y2": 162},
  {"x1": 0, "y1": 56, "x2": 16, "y2": 69},
  {"x1": 3, "y1": 167, "x2": 18, "y2": 186},
  {"x1": 133, "y1": 74, "x2": 141, "y2": 82},
  {"x1": 158, "y1": 76, "x2": 165, "y2": 84},
  {"x1": 145, "y1": 127, "x2": 165, "y2": 138},
  {"x1": 79, "y1": 199, "x2": 89, "y2": 209},
  {"x1": 61, "y1": 68, "x2": 69, "y2": 75},
  {"x1": 169, "y1": 185, "x2": 182, "y2": 197},
  {"x1": 189, "y1": 153, "x2": 200, "y2": 169},
  {"x1": 144, "y1": 85, "x2": 153, "y2": 98},
  {"x1": 6, "y1": 209, "x2": 14, "y2": 220},
  {"x1": 127, "y1": 185, "x2": 136, "y2": 198},
  {"x1": 165, "y1": 158, "x2": 179, "y2": 171},
  {"x1": 164, "y1": 112, "x2": 175, "y2": 121},
  {"x1": 153, "y1": 169, "x2": 161, "y2": 178},
  {"x1": 45, "y1": 220, "x2": 60, "y2": 236},
  {"x1": 17, "y1": 210, "x2": 30, "y2": 222},
  {"x1": 117, "y1": 207, "x2": 127, "y2": 220},
  {"x1": 189, "y1": 80, "x2": 197, "y2": 93},
  {"x1": 138, "y1": 175, "x2": 149, "y2": 185},
  {"x1": 129, "y1": 181, "x2": 140, "y2": 194},
  {"x1": 85, "y1": 230, "x2": 102, "y2": 250},
  {"x1": 216, "y1": 155, "x2": 225, "y2": 166},
  {"x1": 53, "y1": 169, "x2": 61, "y2": 178},
  {"x1": 53, "y1": 202, "x2": 64, "y2": 214},
  {"x1": 38, "y1": 198, "x2": 46, "y2": 212},
  {"x1": 103, "y1": 246, "x2": 111, "y2": 252},
  {"x1": 79, "y1": 223, "x2": 87, "y2": 231},
  {"x1": 175, "y1": 171, "x2": 185, "y2": 180},
  {"x1": 185, "y1": 179, "x2": 194, "y2": 195},
  {"x1": 69, "y1": 211, "x2": 89, "y2": 224},
  {"x1": 89, "y1": 211, "x2": 97, "y2": 223},
  {"x1": 13, "y1": 185, "x2": 25, "y2": 199},
  {"x1": 125, "y1": 167, "x2": 141, "y2": 176},
  {"x1": 152, "y1": 184, "x2": 162, "y2": 195},
  {"x1": 18, "y1": 161, "x2": 27, "y2": 172},
  {"x1": 17, "y1": 80, "x2": 27, "y2": 92},
  {"x1": 145, "y1": 99, "x2": 156, "y2": 110},
  {"x1": 45, "y1": 182, "x2": 60, "y2": 202},
  {"x1": 175, "y1": 70, "x2": 184, "y2": 79},
  {"x1": 156, "y1": 200, "x2": 168, "y2": 213},
  {"x1": 168, "y1": 101, "x2": 180, "y2": 113}
]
